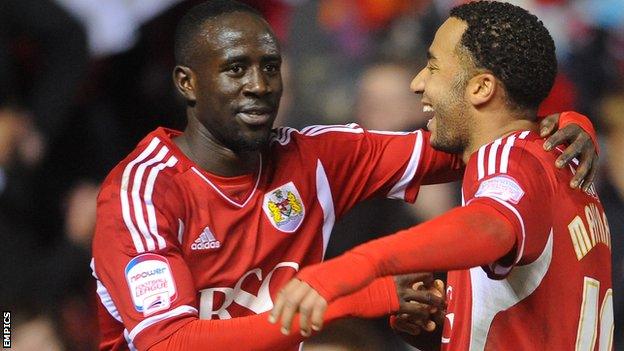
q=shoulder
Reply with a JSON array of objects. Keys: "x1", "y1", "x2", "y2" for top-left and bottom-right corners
[
  {"x1": 270, "y1": 123, "x2": 368, "y2": 146},
  {"x1": 98, "y1": 130, "x2": 185, "y2": 213},
  {"x1": 468, "y1": 131, "x2": 553, "y2": 181}
]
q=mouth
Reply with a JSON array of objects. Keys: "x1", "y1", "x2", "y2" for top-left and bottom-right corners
[
  {"x1": 422, "y1": 103, "x2": 435, "y2": 130},
  {"x1": 237, "y1": 107, "x2": 274, "y2": 126}
]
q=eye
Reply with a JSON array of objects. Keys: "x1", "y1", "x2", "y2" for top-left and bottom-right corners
[
  {"x1": 426, "y1": 63, "x2": 437, "y2": 73},
  {"x1": 264, "y1": 63, "x2": 280, "y2": 74},
  {"x1": 228, "y1": 64, "x2": 245, "y2": 75}
]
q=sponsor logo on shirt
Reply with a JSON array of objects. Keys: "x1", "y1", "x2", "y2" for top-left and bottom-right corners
[
  {"x1": 475, "y1": 175, "x2": 525, "y2": 204},
  {"x1": 125, "y1": 253, "x2": 177, "y2": 316},
  {"x1": 198, "y1": 262, "x2": 299, "y2": 319},
  {"x1": 263, "y1": 182, "x2": 305, "y2": 233},
  {"x1": 191, "y1": 227, "x2": 221, "y2": 251}
]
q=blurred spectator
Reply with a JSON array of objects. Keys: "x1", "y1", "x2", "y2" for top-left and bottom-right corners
[
  {"x1": 0, "y1": 0, "x2": 88, "y2": 152},
  {"x1": 0, "y1": 0, "x2": 622, "y2": 349}
]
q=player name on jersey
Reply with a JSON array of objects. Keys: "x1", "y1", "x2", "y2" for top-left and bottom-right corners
[{"x1": 568, "y1": 202, "x2": 611, "y2": 260}]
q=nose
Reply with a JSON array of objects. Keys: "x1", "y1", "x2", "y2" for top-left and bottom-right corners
[
  {"x1": 410, "y1": 68, "x2": 427, "y2": 95},
  {"x1": 243, "y1": 66, "x2": 270, "y2": 96}
]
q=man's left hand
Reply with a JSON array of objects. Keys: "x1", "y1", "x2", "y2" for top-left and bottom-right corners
[{"x1": 539, "y1": 113, "x2": 598, "y2": 191}]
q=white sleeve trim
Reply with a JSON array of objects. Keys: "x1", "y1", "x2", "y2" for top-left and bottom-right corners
[
  {"x1": 128, "y1": 305, "x2": 198, "y2": 341},
  {"x1": 387, "y1": 130, "x2": 423, "y2": 200}
]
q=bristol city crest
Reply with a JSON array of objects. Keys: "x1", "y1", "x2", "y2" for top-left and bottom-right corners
[{"x1": 263, "y1": 182, "x2": 305, "y2": 233}]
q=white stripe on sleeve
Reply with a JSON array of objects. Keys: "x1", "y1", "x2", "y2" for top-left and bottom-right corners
[
  {"x1": 487, "y1": 138, "x2": 503, "y2": 176},
  {"x1": 499, "y1": 135, "x2": 517, "y2": 174},
  {"x1": 131, "y1": 146, "x2": 169, "y2": 251},
  {"x1": 120, "y1": 138, "x2": 161, "y2": 253},
  {"x1": 144, "y1": 155, "x2": 178, "y2": 250},
  {"x1": 387, "y1": 130, "x2": 423, "y2": 200}
]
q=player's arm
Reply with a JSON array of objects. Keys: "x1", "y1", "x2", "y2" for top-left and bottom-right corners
[
  {"x1": 149, "y1": 276, "x2": 440, "y2": 350},
  {"x1": 270, "y1": 202, "x2": 516, "y2": 335},
  {"x1": 271, "y1": 145, "x2": 554, "y2": 335}
]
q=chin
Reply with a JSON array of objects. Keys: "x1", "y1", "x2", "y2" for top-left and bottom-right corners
[
  {"x1": 233, "y1": 132, "x2": 270, "y2": 152},
  {"x1": 430, "y1": 137, "x2": 464, "y2": 154}
]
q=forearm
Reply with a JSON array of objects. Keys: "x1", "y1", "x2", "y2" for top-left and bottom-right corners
[
  {"x1": 297, "y1": 203, "x2": 516, "y2": 301},
  {"x1": 148, "y1": 277, "x2": 398, "y2": 350}
]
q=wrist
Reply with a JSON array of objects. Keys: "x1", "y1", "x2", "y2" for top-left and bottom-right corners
[
  {"x1": 559, "y1": 111, "x2": 599, "y2": 154},
  {"x1": 297, "y1": 251, "x2": 377, "y2": 301}
]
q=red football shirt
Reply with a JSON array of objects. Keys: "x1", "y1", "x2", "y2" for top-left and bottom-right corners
[
  {"x1": 92, "y1": 125, "x2": 461, "y2": 350},
  {"x1": 441, "y1": 130, "x2": 613, "y2": 351}
]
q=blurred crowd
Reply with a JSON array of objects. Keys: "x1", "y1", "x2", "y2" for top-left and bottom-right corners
[{"x1": 0, "y1": 0, "x2": 622, "y2": 350}]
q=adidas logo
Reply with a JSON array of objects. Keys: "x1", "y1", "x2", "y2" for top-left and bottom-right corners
[{"x1": 191, "y1": 227, "x2": 221, "y2": 250}]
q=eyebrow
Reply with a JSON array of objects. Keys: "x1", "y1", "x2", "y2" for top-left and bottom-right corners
[{"x1": 427, "y1": 51, "x2": 437, "y2": 61}]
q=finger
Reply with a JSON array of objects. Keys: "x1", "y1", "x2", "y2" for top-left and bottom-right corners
[
  {"x1": 581, "y1": 159, "x2": 598, "y2": 192},
  {"x1": 434, "y1": 279, "x2": 445, "y2": 297},
  {"x1": 394, "y1": 318, "x2": 422, "y2": 335},
  {"x1": 399, "y1": 301, "x2": 432, "y2": 320},
  {"x1": 270, "y1": 280, "x2": 300, "y2": 324},
  {"x1": 424, "y1": 320, "x2": 437, "y2": 332},
  {"x1": 555, "y1": 135, "x2": 587, "y2": 170},
  {"x1": 397, "y1": 272, "x2": 433, "y2": 288},
  {"x1": 403, "y1": 289, "x2": 445, "y2": 308},
  {"x1": 569, "y1": 147, "x2": 593, "y2": 189},
  {"x1": 278, "y1": 282, "x2": 310, "y2": 335},
  {"x1": 544, "y1": 125, "x2": 578, "y2": 151},
  {"x1": 539, "y1": 114, "x2": 558, "y2": 137},
  {"x1": 310, "y1": 296, "x2": 328, "y2": 332},
  {"x1": 299, "y1": 292, "x2": 318, "y2": 336},
  {"x1": 269, "y1": 291, "x2": 286, "y2": 324}
]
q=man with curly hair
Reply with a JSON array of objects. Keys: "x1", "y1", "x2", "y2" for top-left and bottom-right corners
[{"x1": 271, "y1": 2, "x2": 614, "y2": 350}]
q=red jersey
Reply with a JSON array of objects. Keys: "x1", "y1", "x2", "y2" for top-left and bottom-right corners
[
  {"x1": 92, "y1": 125, "x2": 460, "y2": 350},
  {"x1": 442, "y1": 130, "x2": 613, "y2": 351}
]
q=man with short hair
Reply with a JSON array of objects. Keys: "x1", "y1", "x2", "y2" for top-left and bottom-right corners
[
  {"x1": 271, "y1": 2, "x2": 613, "y2": 350},
  {"x1": 92, "y1": 1, "x2": 600, "y2": 350}
]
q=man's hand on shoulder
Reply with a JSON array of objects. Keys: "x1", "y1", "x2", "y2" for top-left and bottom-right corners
[{"x1": 539, "y1": 112, "x2": 599, "y2": 191}]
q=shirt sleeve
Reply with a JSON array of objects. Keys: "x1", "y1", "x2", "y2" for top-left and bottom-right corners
[
  {"x1": 296, "y1": 124, "x2": 462, "y2": 218},
  {"x1": 92, "y1": 165, "x2": 199, "y2": 350},
  {"x1": 465, "y1": 141, "x2": 555, "y2": 278}
]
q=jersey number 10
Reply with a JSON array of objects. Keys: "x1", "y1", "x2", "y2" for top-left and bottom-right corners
[{"x1": 576, "y1": 276, "x2": 614, "y2": 350}]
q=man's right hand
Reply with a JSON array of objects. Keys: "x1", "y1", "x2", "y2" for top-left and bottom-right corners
[{"x1": 392, "y1": 274, "x2": 445, "y2": 335}]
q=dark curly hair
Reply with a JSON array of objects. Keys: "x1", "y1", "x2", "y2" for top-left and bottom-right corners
[
  {"x1": 450, "y1": 1, "x2": 557, "y2": 111},
  {"x1": 174, "y1": 0, "x2": 264, "y2": 66}
]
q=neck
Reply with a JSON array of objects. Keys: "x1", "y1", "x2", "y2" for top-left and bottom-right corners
[
  {"x1": 461, "y1": 110, "x2": 536, "y2": 164},
  {"x1": 175, "y1": 113, "x2": 262, "y2": 177}
]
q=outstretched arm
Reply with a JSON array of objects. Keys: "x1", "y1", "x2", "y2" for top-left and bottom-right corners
[{"x1": 270, "y1": 202, "x2": 515, "y2": 335}]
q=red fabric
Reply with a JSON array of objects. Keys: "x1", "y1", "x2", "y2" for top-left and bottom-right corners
[
  {"x1": 296, "y1": 203, "x2": 516, "y2": 302},
  {"x1": 93, "y1": 126, "x2": 460, "y2": 350},
  {"x1": 148, "y1": 277, "x2": 398, "y2": 351},
  {"x1": 440, "y1": 131, "x2": 611, "y2": 350},
  {"x1": 558, "y1": 111, "x2": 600, "y2": 154}
]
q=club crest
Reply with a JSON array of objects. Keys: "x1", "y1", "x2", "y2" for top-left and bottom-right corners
[{"x1": 263, "y1": 182, "x2": 305, "y2": 233}]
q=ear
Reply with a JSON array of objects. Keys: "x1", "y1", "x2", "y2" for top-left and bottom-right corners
[
  {"x1": 467, "y1": 73, "x2": 497, "y2": 107},
  {"x1": 173, "y1": 65, "x2": 196, "y2": 102}
]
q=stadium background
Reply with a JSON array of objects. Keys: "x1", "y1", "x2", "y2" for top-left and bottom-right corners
[{"x1": 0, "y1": 0, "x2": 622, "y2": 349}]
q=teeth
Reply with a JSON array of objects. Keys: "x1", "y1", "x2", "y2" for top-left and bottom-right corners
[{"x1": 423, "y1": 105, "x2": 434, "y2": 113}]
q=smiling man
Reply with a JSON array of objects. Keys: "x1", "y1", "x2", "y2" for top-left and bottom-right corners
[
  {"x1": 271, "y1": 2, "x2": 613, "y2": 350},
  {"x1": 91, "y1": 1, "x2": 602, "y2": 350}
]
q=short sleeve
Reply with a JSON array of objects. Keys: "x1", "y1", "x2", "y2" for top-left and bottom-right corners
[
  {"x1": 294, "y1": 124, "x2": 462, "y2": 218},
  {"x1": 92, "y1": 163, "x2": 198, "y2": 350},
  {"x1": 465, "y1": 140, "x2": 554, "y2": 278}
]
